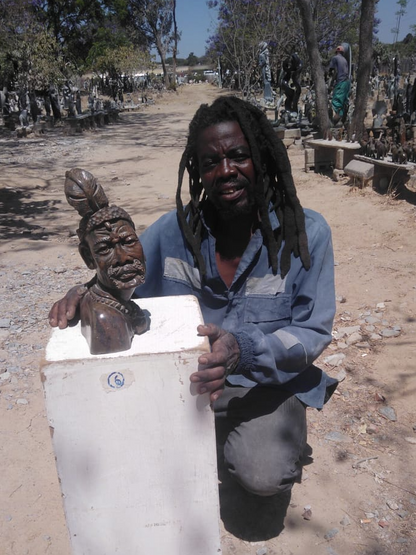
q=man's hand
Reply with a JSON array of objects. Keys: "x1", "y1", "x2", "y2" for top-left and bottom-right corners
[
  {"x1": 48, "y1": 285, "x2": 87, "y2": 329},
  {"x1": 190, "y1": 324, "x2": 240, "y2": 403}
]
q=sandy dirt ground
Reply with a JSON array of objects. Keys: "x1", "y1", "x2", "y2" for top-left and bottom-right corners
[{"x1": 1, "y1": 83, "x2": 416, "y2": 555}]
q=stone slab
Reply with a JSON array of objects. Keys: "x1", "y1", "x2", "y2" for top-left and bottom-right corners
[
  {"x1": 283, "y1": 128, "x2": 301, "y2": 139},
  {"x1": 355, "y1": 154, "x2": 413, "y2": 170},
  {"x1": 344, "y1": 159, "x2": 375, "y2": 179},
  {"x1": 305, "y1": 139, "x2": 362, "y2": 151},
  {"x1": 42, "y1": 295, "x2": 222, "y2": 555}
]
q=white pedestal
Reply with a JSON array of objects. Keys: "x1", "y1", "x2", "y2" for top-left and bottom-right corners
[{"x1": 42, "y1": 295, "x2": 222, "y2": 555}]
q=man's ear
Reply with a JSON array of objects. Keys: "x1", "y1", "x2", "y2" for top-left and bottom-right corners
[{"x1": 79, "y1": 243, "x2": 96, "y2": 270}]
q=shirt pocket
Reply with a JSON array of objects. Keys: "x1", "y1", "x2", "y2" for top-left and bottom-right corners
[{"x1": 244, "y1": 294, "x2": 292, "y2": 328}]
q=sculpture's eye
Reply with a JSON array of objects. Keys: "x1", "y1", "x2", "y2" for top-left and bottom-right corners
[
  {"x1": 124, "y1": 236, "x2": 138, "y2": 246},
  {"x1": 96, "y1": 244, "x2": 111, "y2": 255}
]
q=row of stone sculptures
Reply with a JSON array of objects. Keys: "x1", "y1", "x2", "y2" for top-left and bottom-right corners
[{"x1": 360, "y1": 126, "x2": 416, "y2": 164}]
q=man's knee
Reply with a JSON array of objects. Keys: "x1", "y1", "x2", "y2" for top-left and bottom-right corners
[
  {"x1": 216, "y1": 388, "x2": 307, "y2": 496},
  {"x1": 223, "y1": 445, "x2": 302, "y2": 497},
  {"x1": 229, "y1": 465, "x2": 296, "y2": 497}
]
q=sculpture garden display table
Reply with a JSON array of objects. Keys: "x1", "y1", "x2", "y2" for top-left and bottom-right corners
[
  {"x1": 304, "y1": 138, "x2": 361, "y2": 176},
  {"x1": 64, "y1": 110, "x2": 119, "y2": 133},
  {"x1": 354, "y1": 154, "x2": 413, "y2": 192}
]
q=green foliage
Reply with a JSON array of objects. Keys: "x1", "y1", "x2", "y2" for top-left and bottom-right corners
[
  {"x1": 88, "y1": 44, "x2": 153, "y2": 79},
  {"x1": 86, "y1": 25, "x2": 131, "y2": 68},
  {"x1": 0, "y1": 0, "x2": 65, "y2": 90},
  {"x1": 0, "y1": 0, "x2": 160, "y2": 90},
  {"x1": 375, "y1": 33, "x2": 416, "y2": 62},
  {"x1": 122, "y1": 0, "x2": 179, "y2": 86},
  {"x1": 186, "y1": 52, "x2": 199, "y2": 66},
  {"x1": 375, "y1": 0, "x2": 414, "y2": 62},
  {"x1": 166, "y1": 57, "x2": 187, "y2": 65}
]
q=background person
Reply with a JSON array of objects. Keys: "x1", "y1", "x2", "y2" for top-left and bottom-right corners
[{"x1": 329, "y1": 45, "x2": 351, "y2": 124}]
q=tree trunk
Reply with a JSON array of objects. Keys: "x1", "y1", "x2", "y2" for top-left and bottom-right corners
[
  {"x1": 160, "y1": 54, "x2": 170, "y2": 88},
  {"x1": 171, "y1": 0, "x2": 178, "y2": 90},
  {"x1": 349, "y1": 0, "x2": 378, "y2": 141},
  {"x1": 154, "y1": 34, "x2": 170, "y2": 88},
  {"x1": 295, "y1": 0, "x2": 332, "y2": 139}
]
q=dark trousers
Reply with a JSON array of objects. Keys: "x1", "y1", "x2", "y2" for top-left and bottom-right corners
[{"x1": 213, "y1": 385, "x2": 307, "y2": 497}]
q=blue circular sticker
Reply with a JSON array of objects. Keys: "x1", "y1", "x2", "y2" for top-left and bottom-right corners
[{"x1": 107, "y1": 372, "x2": 125, "y2": 389}]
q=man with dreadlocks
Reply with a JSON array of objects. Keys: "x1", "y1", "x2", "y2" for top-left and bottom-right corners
[{"x1": 50, "y1": 96, "x2": 336, "y2": 500}]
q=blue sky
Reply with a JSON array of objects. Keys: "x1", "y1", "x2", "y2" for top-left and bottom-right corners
[
  {"x1": 174, "y1": 0, "x2": 416, "y2": 58},
  {"x1": 377, "y1": 0, "x2": 416, "y2": 42},
  {"x1": 175, "y1": 0, "x2": 217, "y2": 57}
]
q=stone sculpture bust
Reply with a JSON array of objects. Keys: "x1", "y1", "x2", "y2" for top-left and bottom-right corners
[{"x1": 64, "y1": 168, "x2": 148, "y2": 354}]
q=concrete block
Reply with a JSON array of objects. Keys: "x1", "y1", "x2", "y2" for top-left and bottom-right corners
[
  {"x1": 304, "y1": 148, "x2": 315, "y2": 172},
  {"x1": 335, "y1": 148, "x2": 357, "y2": 170},
  {"x1": 333, "y1": 168, "x2": 344, "y2": 182},
  {"x1": 315, "y1": 147, "x2": 336, "y2": 169},
  {"x1": 274, "y1": 127, "x2": 285, "y2": 139},
  {"x1": 335, "y1": 148, "x2": 344, "y2": 169},
  {"x1": 344, "y1": 159, "x2": 374, "y2": 186},
  {"x1": 42, "y1": 295, "x2": 221, "y2": 555},
  {"x1": 283, "y1": 138, "x2": 295, "y2": 148},
  {"x1": 284, "y1": 127, "x2": 301, "y2": 139}
]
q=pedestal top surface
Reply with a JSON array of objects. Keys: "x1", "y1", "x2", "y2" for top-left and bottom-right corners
[
  {"x1": 45, "y1": 295, "x2": 208, "y2": 362},
  {"x1": 355, "y1": 154, "x2": 414, "y2": 170},
  {"x1": 305, "y1": 139, "x2": 361, "y2": 150}
]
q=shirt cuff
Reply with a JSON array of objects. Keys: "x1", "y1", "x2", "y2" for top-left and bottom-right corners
[{"x1": 233, "y1": 331, "x2": 255, "y2": 376}]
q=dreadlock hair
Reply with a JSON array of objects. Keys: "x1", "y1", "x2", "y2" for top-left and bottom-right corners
[{"x1": 176, "y1": 95, "x2": 310, "y2": 278}]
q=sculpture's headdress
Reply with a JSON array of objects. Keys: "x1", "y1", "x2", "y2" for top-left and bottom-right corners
[{"x1": 64, "y1": 168, "x2": 135, "y2": 242}]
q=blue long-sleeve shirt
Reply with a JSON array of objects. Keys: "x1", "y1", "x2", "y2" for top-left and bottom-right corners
[{"x1": 135, "y1": 206, "x2": 337, "y2": 409}]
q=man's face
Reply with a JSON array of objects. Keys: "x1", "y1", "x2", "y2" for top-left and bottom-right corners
[
  {"x1": 83, "y1": 219, "x2": 145, "y2": 292},
  {"x1": 196, "y1": 121, "x2": 256, "y2": 218}
]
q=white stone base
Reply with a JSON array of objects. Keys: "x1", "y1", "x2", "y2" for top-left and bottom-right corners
[{"x1": 42, "y1": 295, "x2": 222, "y2": 555}]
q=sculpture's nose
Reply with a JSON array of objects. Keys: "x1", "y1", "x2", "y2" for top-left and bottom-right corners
[{"x1": 114, "y1": 243, "x2": 132, "y2": 265}]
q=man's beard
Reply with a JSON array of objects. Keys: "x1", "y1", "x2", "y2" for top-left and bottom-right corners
[
  {"x1": 107, "y1": 259, "x2": 146, "y2": 288},
  {"x1": 210, "y1": 192, "x2": 256, "y2": 220},
  {"x1": 207, "y1": 180, "x2": 256, "y2": 220},
  {"x1": 215, "y1": 197, "x2": 256, "y2": 219}
]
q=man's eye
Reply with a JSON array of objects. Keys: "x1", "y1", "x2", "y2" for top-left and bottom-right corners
[{"x1": 232, "y1": 153, "x2": 249, "y2": 162}]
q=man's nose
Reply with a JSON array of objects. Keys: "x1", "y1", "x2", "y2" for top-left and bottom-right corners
[{"x1": 218, "y1": 157, "x2": 237, "y2": 177}]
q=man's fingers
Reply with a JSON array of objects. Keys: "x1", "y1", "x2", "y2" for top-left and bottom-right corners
[
  {"x1": 198, "y1": 350, "x2": 227, "y2": 368},
  {"x1": 64, "y1": 302, "x2": 77, "y2": 322},
  {"x1": 56, "y1": 301, "x2": 71, "y2": 329},
  {"x1": 49, "y1": 285, "x2": 86, "y2": 329},
  {"x1": 196, "y1": 378, "x2": 225, "y2": 396},
  {"x1": 49, "y1": 300, "x2": 71, "y2": 329},
  {"x1": 48, "y1": 303, "x2": 60, "y2": 327},
  {"x1": 197, "y1": 323, "x2": 222, "y2": 342},
  {"x1": 190, "y1": 366, "x2": 225, "y2": 384},
  {"x1": 210, "y1": 388, "x2": 224, "y2": 403}
]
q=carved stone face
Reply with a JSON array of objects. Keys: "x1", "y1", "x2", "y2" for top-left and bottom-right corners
[{"x1": 81, "y1": 219, "x2": 146, "y2": 293}]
